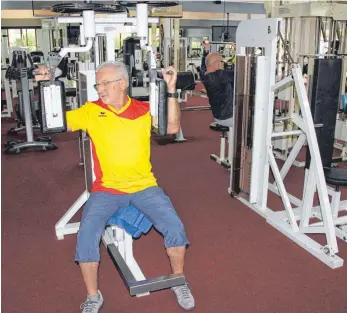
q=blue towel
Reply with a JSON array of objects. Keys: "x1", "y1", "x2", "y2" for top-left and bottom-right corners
[{"x1": 107, "y1": 205, "x2": 152, "y2": 239}]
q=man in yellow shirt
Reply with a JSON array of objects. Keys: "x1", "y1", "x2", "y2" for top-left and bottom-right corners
[{"x1": 37, "y1": 61, "x2": 194, "y2": 312}]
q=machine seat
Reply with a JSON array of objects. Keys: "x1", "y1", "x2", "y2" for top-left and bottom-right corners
[
  {"x1": 209, "y1": 122, "x2": 229, "y2": 132},
  {"x1": 325, "y1": 168, "x2": 347, "y2": 187},
  {"x1": 65, "y1": 88, "x2": 77, "y2": 98}
]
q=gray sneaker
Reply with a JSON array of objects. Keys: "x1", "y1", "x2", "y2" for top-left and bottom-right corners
[
  {"x1": 171, "y1": 284, "x2": 195, "y2": 311},
  {"x1": 80, "y1": 290, "x2": 104, "y2": 313}
]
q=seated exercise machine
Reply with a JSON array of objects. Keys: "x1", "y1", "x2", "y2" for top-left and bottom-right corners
[
  {"x1": 209, "y1": 122, "x2": 231, "y2": 169},
  {"x1": 207, "y1": 67, "x2": 239, "y2": 169},
  {"x1": 4, "y1": 50, "x2": 60, "y2": 154},
  {"x1": 229, "y1": 17, "x2": 346, "y2": 269},
  {"x1": 5, "y1": 50, "x2": 41, "y2": 135},
  {"x1": 205, "y1": 66, "x2": 238, "y2": 169},
  {"x1": 305, "y1": 58, "x2": 347, "y2": 244},
  {"x1": 47, "y1": 2, "x2": 186, "y2": 297}
]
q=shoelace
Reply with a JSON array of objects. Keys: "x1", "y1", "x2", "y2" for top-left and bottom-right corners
[
  {"x1": 80, "y1": 300, "x2": 99, "y2": 313},
  {"x1": 175, "y1": 286, "x2": 191, "y2": 300}
]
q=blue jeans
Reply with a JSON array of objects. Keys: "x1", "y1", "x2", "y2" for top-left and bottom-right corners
[{"x1": 75, "y1": 186, "x2": 189, "y2": 263}]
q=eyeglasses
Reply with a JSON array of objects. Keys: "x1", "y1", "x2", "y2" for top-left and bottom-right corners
[{"x1": 93, "y1": 79, "x2": 120, "y2": 90}]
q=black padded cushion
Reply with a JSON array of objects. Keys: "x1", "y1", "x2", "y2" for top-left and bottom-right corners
[
  {"x1": 209, "y1": 122, "x2": 229, "y2": 132},
  {"x1": 156, "y1": 78, "x2": 168, "y2": 136},
  {"x1": 325, "y1": 168, "x2": 347, "y2": 187},
  {"x1": 306, "y1": 58, "x2": 342, "y2": 169},
  {"x1": 65, "y1": 88, "x2": 76, "y2": 97},
  {"x1": 133, "y1": 96, "x2": 149, "y2": 102}
]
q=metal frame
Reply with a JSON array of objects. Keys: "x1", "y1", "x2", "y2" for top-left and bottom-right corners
[
  {"x1": 210, "y1": 128, "x2": 231, "y2": 168},
  {"x1": 229, "y1": 18, "x2": 344, "y2": 269},
  {"x1": 267, "y1": 2, "x2": 347, "y2": 167},
  {"x1": 1, "y1": 29, "x2": 13, "y2": 118},
  {"x1": 5, "y1": 68, "x2": 57, "y2": 154},
  {"x1": 54, "y1": 6, "x2": 186, "y2": 296}
]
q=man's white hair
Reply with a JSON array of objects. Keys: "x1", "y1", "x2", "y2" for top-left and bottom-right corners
[{"x1": 96, "y1": 61, "x2": 129, "y2": 87}]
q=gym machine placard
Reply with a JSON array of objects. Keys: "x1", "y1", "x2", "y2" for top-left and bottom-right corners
[{"x1": 39, "y1": 80, "x2": 67, "y2": 134}]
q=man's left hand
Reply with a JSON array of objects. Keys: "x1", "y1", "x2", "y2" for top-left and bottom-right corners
[{"x1": 161, "y1": 66, "x2": 177, "y2": 93}]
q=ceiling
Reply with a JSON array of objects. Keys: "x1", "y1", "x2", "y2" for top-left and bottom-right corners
[
  {"x1": 1, "y1": 1, "x2": 266, "y2": 29},
  {"x1": 1, "y1": 0, "x2": 266, "y2": 14}
]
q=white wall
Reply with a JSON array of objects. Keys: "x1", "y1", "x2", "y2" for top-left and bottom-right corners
[
  {"x1": 184, "y1": 28, "x2": 212, "y2": 39},
  {"x1": 1, "y1": 19, "x2": 41, "y2": 27}
]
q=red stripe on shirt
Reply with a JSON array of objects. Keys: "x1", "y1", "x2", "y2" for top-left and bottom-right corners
[
  {"x1": 93, "y1": 98, "x2": 149, "y2": 120},
  {"x1": 89, "y1": 137, "x2": 127, "y2": 195},
  {"x1": 117, "y1": 98, "x2": 149, "y2": 120}
]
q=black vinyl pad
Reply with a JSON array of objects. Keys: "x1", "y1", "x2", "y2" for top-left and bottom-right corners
[
  {"x1": 155, "y1": 78, "x2": 168, "y2": 136},
  {"x1": 66, "y1": 88, "x2": 77, "y2": 98},
  {"x1": 176, "y1": 71, "x2": 196, "y2": 91},
  {"x1": 209, "y1": 122, "x2": 229, "y2": 132},
  {"x1": 306, "y1": 58, "x2": 342, "y2": 169},
  {"x1": 325, "y1": 168, "x2": 347, "y2": 187},
  {"x1": 157, "y1": 71, "x2": 196, "y2": 91}
]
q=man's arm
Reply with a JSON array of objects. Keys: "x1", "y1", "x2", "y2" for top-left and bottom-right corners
[
  {"x1": 200, "y1": 41, "x2": 210, "y2": 76},
  {"x1": 161, "y1": 66, "x2": 181, "y2": 134},
  {"x1": 166, "y1": 94, "x2": 181, "y2": 135}
]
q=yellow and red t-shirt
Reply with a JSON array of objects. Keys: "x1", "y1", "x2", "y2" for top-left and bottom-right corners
[{"x1": 66, "y1": 97, "x2": 157, "y2": 194}]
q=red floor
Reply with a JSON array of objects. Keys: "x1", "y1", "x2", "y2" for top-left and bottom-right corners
[{"x1": 2, "y1": 92, "x2": 347, "y2": 313}]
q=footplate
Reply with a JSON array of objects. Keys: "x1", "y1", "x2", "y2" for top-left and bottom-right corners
[{"x1": 106, "y1": 243, "x2": 186, "y2": 296}]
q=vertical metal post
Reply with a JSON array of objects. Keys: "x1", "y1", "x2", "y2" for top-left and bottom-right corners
[
  {"x1": 1, "y1": 30, "x2": 13, "y2": 117},
  {"x1": 287, "y1": 17, "x2": 293, "y2": 77},
  {"x1": 94, "y1": 36, "x2": 100, "y2": 67},
  {"x1": 151, "y1": 23, "x2": 157, "y2": 55},
  {"x1": 315, "y1": 17, "x2": 321, "y2": 54},
  {"x1": 332, "y1": 19, "x2": 337, "y2": 54},
  {"x1": 163, "y1": 18, "x2": 171, "y2": 67},
  {"x1": 327, "y1": 17, "x2": 334, "y2": 53},
  {"x1": 283, "y1": 17, "x2": 288, "y2": 79},
  {"x1": 20, "y1": 68, "x2": 34, "y2": 143},
  {"x1": 173, "y1": 18, "x2": 180, "y2": 70},
  {"x1": 106, "y1": 32, "x2": 115, "y2": 61},
  {"x1": 321, "y1": 17, "x2": 327, "y2": 43}
]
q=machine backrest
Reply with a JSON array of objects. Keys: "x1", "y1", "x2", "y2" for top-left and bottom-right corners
[
  {"x1": 306, "y1": 58, "x2": 342, "y2": 170},
  {"x1": 29, "y1": 51, "x2": 44, "y2": 64}
]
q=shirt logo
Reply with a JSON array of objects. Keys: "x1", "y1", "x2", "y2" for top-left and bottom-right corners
[{"x1": 98, "y1": 112, "x2": 107, "y2": 118}]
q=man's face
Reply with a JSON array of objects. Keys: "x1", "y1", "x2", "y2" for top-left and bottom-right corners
[
  {"x1": 95, "y1": 68, "x2": 126, "y2": 104},
  {"x1": 215, "y1": 55, "x2": 224, "y2": 71}
]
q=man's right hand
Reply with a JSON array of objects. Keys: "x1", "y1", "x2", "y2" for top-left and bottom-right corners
[
  {"x1": 34, "y1": 65, "x2": 51, "y2": 81},
  {"x1": 202, "y1": 40, "x2": 210, "y2": 50}
]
